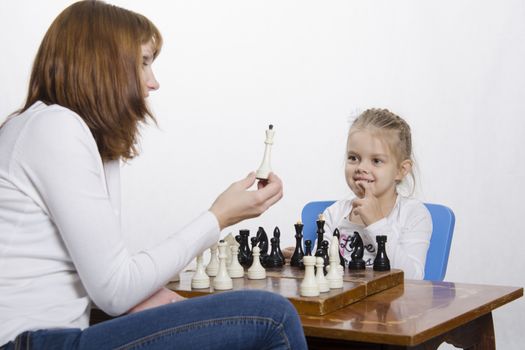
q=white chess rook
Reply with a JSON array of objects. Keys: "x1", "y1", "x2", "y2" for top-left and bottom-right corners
[
  {"x1": 205, "y1": 243, "x2": 219, "y2": 277},
  {"x1": 316, "y1": 257, "x2": 330, "y2": 293},
  {"x1": 191, "y1": 253, "x2": 210, "y2": 289},
  {"x1": 213, "y1": 241, "x2": 233, "y2": 290},
  {"x1": 255, "y1": 124, "x2": 275, "y2": 180},
  {"x1": 228, "y1": 244, "x2": 245, "y2": 278},
  {"x1": 300, "y1": 255, "x2": 320, "y2": 297},
  {"x1": 247, "y1": 246, "x2": 266, "y2": 279}
]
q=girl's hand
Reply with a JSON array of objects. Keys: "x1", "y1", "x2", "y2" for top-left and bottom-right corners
[
  {"x1": 128, "y1": 287, "x2": 186, "y2": 313},
  {"x1": 351, "y1": 181, "x2": 384, "y2": 226},
  {"x1": 210, "y1": 172, "x2": 283, "y2": 230}
]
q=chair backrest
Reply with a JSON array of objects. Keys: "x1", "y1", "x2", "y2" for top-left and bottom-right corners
[{"x1": 300, "y1": 200, "x2": 455, "y2": 281}]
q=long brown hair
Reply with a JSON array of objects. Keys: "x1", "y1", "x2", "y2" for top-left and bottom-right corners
[{"x1": 20, "y1": 0, "x2": 162, "y2": 160}]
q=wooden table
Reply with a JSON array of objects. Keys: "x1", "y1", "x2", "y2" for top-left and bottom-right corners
[
  {"x1": 91, "y1": 276, "x2": 523, "y2": 350},
  {"x1": 302, "y1": 279, "x2": 523, "y2": 349}
]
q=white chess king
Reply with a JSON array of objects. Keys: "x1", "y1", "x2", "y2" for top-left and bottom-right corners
[{"x1": 256, "y1": 124, "x2": 275, "y2": 180}]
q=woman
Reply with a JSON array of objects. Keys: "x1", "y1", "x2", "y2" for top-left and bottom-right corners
[{"x1": 0, "y1": 1, "x2": 307, "y2": 349}]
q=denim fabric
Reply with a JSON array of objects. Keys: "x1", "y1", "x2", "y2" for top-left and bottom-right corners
[{"x1": 2, "y1": 290, "x2": 307, "y2": 350}]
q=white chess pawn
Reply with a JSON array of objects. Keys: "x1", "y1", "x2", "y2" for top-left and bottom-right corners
[
  {"x1": 228, "y1": 244, "x2": 245, "y2": 278},
  {"x1": 326, "y1": 236, "x2": 343, "y2": 289},
  {"x1": 191, "y1": 253, "x2": 210, "y2": 289},
  {"x1": 300, "y1": 255, "x2": 320, "y2": 297},
  {"x1": 315, "y1": 257, "x2": 330, "y2": 293},
  {"x1": 213, "y1": 241, "x2": 233, "y2": 290},
  {"x1": 247, "y1": 246, "x2": 266, "y2": 279},
  {"x1": 205, "y1": 243, "x2": 219, "y2": 277},
  {"x1": 255, "y1": 124, "x2": 275, "y2": 180}
]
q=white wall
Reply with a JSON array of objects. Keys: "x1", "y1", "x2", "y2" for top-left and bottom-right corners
[{"x1": 1, "y1": 1, "x2": 524, "y2": 348}]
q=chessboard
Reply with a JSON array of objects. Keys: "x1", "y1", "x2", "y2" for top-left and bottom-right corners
[{"x1": 167, "y1": 266, "x2": 403, "y2": 316}]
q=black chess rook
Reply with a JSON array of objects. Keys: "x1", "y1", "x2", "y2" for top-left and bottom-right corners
[{"x1": 373, "y1": 235, "x2": 391, "y2": 271}]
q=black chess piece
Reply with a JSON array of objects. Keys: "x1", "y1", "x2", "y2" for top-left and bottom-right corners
[
  {"x1": 248, "y1": 236, "x2": 258, "y2": 266},
  {"x1": 348, "y1": 231, "x2": 366, "y2": 270},
  {"x1": 373, "y1": 235, "x2": 390, "y2": 271},
  {"x1": 304, "y1": 240, "x2": 313, "y2": 256},
  {"x1": 236, "y1": 229, "x2": 251, "y2": 267},
  {"x1": 266, "y1": 237, "x2": 284, "y2": 268},
  {"x1": 333, "y1": 228, "x2": 345, "y2": 270},
  {"x1": 315, "y1": 215, "x2": 325, "y2": 256},
  {"x1": 256, "y1": 227, "x2": 269, "y2": 256},
  {"x1": 290, "y1": 222, "x2": 305, "y2": 268},
  {"x1": 273, "y1": 227, "x2": 285, "y2": 265},
  {"x1": 320, "y1": 240, "x2": 330, "y2": 273}
]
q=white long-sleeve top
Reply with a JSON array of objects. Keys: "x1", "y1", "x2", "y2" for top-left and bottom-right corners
[
  {"x1": 0, "y1": 101, "x2": 220, "y2": 345},
  {"x1": 323, "y1": 195, "x2": 432, "y2": 280}
]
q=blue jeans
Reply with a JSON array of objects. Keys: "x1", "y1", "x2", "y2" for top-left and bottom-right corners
[{"x1": 1, "y1": 290, "x2": 307, "y2": 350}]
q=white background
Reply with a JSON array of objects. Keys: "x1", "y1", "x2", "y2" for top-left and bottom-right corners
[{"x1": 1, "y1": 1, "x2": 524, "y2": 349}]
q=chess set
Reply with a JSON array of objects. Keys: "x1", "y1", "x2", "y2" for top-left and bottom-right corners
[{"x1": 167, "y1": 125, "x2": 404, "y2": 316}]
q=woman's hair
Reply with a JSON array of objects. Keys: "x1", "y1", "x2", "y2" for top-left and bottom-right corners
[
  {"x1": 349, "y1": 108, "x2": 415, "y2": 191},
  {"x1": 19, "y1": 0, "x2": 162, "y2": 160}
]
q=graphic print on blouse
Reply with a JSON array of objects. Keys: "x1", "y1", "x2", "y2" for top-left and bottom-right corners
[{"x1": 337, "y1": 216, "x2": 376, "y2": 266}]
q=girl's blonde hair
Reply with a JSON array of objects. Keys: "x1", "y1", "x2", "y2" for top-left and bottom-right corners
[
  {"x1": 350, "y1": 108, "x2": 415, "y2": 192},
  {"x1": 18, "y1": 0, "x2": 162, "y2": 160}
]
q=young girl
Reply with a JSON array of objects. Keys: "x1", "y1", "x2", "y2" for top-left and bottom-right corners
[
  {"x1": 323, "y1": 108, "x2": 432, "y2": 280},
  {"x1": 0, "y1": 1, "x2": 306, "y2": 349}
]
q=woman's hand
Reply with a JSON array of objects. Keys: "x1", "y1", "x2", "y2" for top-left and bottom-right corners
[
  {"x1": 128, "y1": 287, "x2": 186, "y2": 313},
  {"x1": 210, "y1": 172, "x2": 283, "y2": 230}
]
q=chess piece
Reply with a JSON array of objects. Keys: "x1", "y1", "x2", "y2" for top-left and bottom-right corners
[
  {"x1": 320, "y1": 240, "x2": 330, "y2": 268},
  {"x1": 315, "y1": 214, "x2": 325, "y2": 256},
  {"x1": 273, "y1": 226, "x2": 285, "y2": 265},
  {"x1": 205, "y1": 243, "x2": 219, "y2": 277},
  {"x1": 213, "y1": 241, "x2": 233, "y2": 290},
  {"x1": 315, "y1": 257, "x2": 330, "y2": 293},
  {"x1": 326, "y1": 236, "x2": 344, "y2": 289},
  {"x1": 256, "y1": 124, "x2": 275, "y2": 180},
  {"x1": 228, "y1": 244, "x2": 245, "y2": 278},
  {"x1": 256, "y1": 227, "x2": 269, "y2": 256},
  {"x1": 300, "y1": 255, "x2": 319, "y2": 297},
  {"x1": 266, "y1": 237, "x2": 284, "y2": 268},
  {"x1": 248, "y1": 237, "x2": 257, "y2": 266},
  {"x1": 248, "y1": 246, "x2": 266, "y2": 279},
  {"x1": 290, "y1": 221, "x2": 305, "y2": 268},
  {"x1": 348, "y1": 231, "x2": 366, "y2": 270},
  {"x1": 192, "y1": 253, "x2": 210, "y2": 289},
  {"x1": 304, "y1": 240, "x2": 313, "y2": 256},
  {"x1": 236, "y1": 230, "x2": 251, "y2": 267},
  {"x1": 373, "y1": 235, "x2": 391, "y2": 271},
  {"x1": 223, "y1": 232, "x2": 236, "y2": 266},
  {"x1": 333, "y1": 228, "x2": 346, "y2": 270}
]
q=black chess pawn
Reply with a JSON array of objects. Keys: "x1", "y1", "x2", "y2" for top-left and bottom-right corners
[
  {"x1": 237, "y1": 229, "x2": 251, "y2": 267},
  {"x1": 333, "y1": 228, "x2": 346, "y2": 270},
  {"x1": 256, "y1": 227, "x2": 269, "y2": 256},
  {"x1": 348, "y1": 231, "x2": 366, "y2": 270},
  {"x1": 315, "y1": 215, "x2": 326, "y2": 256},
  {"x1": 273, "y1": 227, "x2": 285, "y2": 265},
  {"x1": 248, "y1": 237, "x2": 258, "y2": 266},
  {"x1": 320, "y1": 240, "x2": 330, "y2": 273},
  {"x1": 266, "y1": 237, "x2": 284, "y2": 268},
  {"x1": 373, "y1": 235, "x2": 390, "y2": 271},
  {"x1": 290, "y1": 222, "x2": 305, "y2": 268},
  {"x1": 304, "y1": 240, "x2": 313, "y2": 256}
]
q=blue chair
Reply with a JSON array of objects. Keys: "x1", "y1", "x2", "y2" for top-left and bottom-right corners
[{"x1": 301, "y1": 200, "x2": 455, "y2": 281}]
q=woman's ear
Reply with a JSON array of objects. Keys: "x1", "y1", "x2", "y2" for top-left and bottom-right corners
[{"x1": 396, "y1": 159, "x2": 412, "y2": 181}]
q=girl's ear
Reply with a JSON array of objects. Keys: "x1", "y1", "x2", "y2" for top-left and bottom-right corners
[{"x1": 396, "y1": 159, "x2": 412, "y2": 181}]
